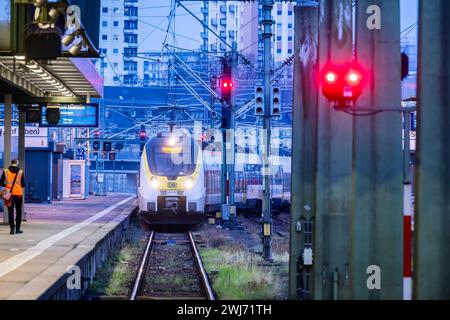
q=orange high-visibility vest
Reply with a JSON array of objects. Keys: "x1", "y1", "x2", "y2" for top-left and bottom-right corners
[{"x1": 4, "y1": 169, "x2": 23, "y2": 197}]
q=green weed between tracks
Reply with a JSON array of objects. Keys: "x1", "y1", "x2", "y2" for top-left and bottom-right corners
[{"x1": 200, "y1": 248, "x2": 289, "y2": 300}]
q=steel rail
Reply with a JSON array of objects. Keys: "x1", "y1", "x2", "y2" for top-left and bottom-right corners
[
  {"x1": 273, "y1": 216, "x2": 290, "y2": 225},
  {"x1": 129, "y1": 231, "x2": 155, "y2": 300},
  {"x1": 247, "y1": 216, "x2": 289, "y2": 239},
  {"x1": 188, "y1": 232, "x2": 215, "y2": 300}
]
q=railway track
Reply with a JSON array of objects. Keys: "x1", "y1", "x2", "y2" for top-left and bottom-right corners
[
  {"x1": 273, "y1": 216, "x2": 290, "y2": 225},
  {"x1": 247, "y1": 216, "x2": 290, "y2": 239},
  {"x1": 129, "y1": 231, "x2": 215, "y2": 300}
]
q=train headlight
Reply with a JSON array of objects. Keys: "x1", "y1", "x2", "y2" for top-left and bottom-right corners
[
  {"x1": 184, "y1": 177, "x2": 194, "y2": 190},
  {"x1": 168, "y1": 136, "x2": 176, "y2": 147},
  {"x1": 150, "y1": 177, "x2": 160, "y2": 189}
]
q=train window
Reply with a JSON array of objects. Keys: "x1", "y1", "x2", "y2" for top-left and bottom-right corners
[{"x1": 146, "y1": 137, "x2": 198, "y2": 178}]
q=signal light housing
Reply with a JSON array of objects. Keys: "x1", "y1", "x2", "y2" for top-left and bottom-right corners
[
  {"x1": 103, "y1": 141, "x2": 112, "y2": 152},
  {"x1": 92, "y1": 141, "x2": 100, "y2": 151},
  {"x1": 320, "y1": 62, "x2": 366, "y2": 108},
  {"x1": 139, "y1": 124, "x2": 147, "y2": 142},
  {"x1": 139, "y1": 130, "x2": 146, "y2": 141},
  {"x1": 271, "y1": 86, "x2": 281, "y2": 116},
  {"x1": 221, "y1": 75, "x2": 233, "y2": 104},
  {"x1": 255, "y1": 84, "x2": 264, "y2": 116}
]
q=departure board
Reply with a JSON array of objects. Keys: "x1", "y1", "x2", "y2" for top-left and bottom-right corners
[{"x1": 40, "y1": 104, "x2": 99, "y2": 127}]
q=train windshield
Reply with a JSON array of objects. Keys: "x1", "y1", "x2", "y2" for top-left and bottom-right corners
[{"x1": 146, "y1": 137, "x2": 198, "y2": 178}]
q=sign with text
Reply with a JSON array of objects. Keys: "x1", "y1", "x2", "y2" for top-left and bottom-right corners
[
  {"x1": 40, "y1": 103, "x2": 99, "y2": 127},
  {"x1": 0, "y1": 126, "x2": 48, "y2": 149}
]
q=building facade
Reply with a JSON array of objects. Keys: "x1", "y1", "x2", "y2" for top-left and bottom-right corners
[
  {"x1": 202, "y1": 1, "x2": 295, "y2": 66},
  {"x1": 96, "y1": 0, "x2": 141, "y2": 86}
]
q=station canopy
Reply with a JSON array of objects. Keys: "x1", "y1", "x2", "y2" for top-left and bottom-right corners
[
  {"x1": 0, "y1": 56, "x2": 103, "y2": 100},
  {"x1": 0, "y1": 0, "x2": 103, "y2": 102}
]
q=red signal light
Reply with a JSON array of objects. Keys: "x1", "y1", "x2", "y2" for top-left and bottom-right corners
[
  {"x1": 325, "y1": 71, "x2": 338, "y2": 84},
  {"x1": 222, "y1": 79, "x2": 233, "y2": 90},
  {"x1": 346, "y1": 70, "x2": 362, "y2": 85},
  {"x1": 221, "y1": 75, "x2": 233, "y2": 104},
  {"x1": 139, "y1": 130, "x2": 146, "y2": 141},
  {"x1": 320, "y1": 62, "x2": 366, "y2": 108}
]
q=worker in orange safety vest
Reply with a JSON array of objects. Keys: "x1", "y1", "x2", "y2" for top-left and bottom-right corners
[{"x1": 1, "y1": 160, "x2": 26, "y2": 235}]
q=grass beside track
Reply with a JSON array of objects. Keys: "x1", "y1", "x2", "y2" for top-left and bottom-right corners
[
  {"x1": 86, "y1": 225, "x2": 148, "y2": 297},
  {"x1": 199, "y1": 226, "x2": 289, "y2": 300}
]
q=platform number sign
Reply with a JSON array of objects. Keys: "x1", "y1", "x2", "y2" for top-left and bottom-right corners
[{"x1": 77, "y1": 147, "x2": 85, "y2": 160}]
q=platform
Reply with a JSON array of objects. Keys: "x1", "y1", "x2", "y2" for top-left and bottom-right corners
[{"x1": 0, "y1": 194, "x2": 137, "y2": 300}]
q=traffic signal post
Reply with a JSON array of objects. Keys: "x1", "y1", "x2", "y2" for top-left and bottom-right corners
[
  {"x1": 220, "y1": 43, "x2": 238, "y2": 230},
  {"x1": 261, "y1": 0, "x2": 275, "y2": 262}
]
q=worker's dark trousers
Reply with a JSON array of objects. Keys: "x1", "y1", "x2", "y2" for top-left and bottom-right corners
[{"x1": 8, "y1": 196, "x2": 23, "y2": 232}]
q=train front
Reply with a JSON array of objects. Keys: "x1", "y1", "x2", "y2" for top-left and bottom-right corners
[{"x1": 137, "y1": 132, "x2": 205, "y2": 225}]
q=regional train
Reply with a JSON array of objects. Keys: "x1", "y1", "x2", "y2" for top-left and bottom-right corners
[{"x1": 137, "y1": 131, "x2": 291, "y2": 225}]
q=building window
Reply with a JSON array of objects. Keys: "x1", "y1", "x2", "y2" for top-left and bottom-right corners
[
  {"x1": 277, "y1": 48, "x2": 282, "y2": 54},
  {"x1": 102, "y1": 21, "x2": 108, "y2": 27},
  {"x1": 124, "y1": 33, "x2": 138, "y2": 43},
  {"x1": 100, "y1": 48, "x2": 107, "y2": 54},
  {"x1": 102, "y1": 35, "x2": 108, "y2": 40},
  {"x1": 113, "y1": 21, "x2": 119, "y2": 27},
  {"x1": 288, "y1": 36, "x2": 293, "y2": 42},
  {"x1": 288, "y1": 49, "x2": 293, "y2": 54},
  {"x1": 113, "y1": 76, "x2": 119, "y2": 82},
  {"x1": 123, "y1": 74, "x2": 137, "y2": 85},
  {"x1": 113, "y1": 62, "x2": 118, "y2": 67},
  {"x1": 113, "y1": 34, "x2": 119, "y2": 41},
  {"x1": 113, "y1": 8, "x2": 119, "y2": 14},
  {"x1": 288, "y1": 23, "x2": 293, "y2": 29},
  {"x1": 276, "y1": 36, "x2": 282, "y2": 41},
  {"x1": 102, "y1": 7, "x2": 108, "y2": 13},
  {"x1": 113, "y1": 48, "x2": 119, "y2": 55},
  {"x1": 124, "y1": 61, "x2": 137, "y2": 72},
  {"x1": 101, "y1": 62, "x2": 107, "y2": 68},
  {"x1": 277, "y1": 23, "x2": 282, "y2": 29},
  {"x1": 124, "y1": 6, "x2": 138, "y2": 17},
  {"x1": 288, "y1": 10, "x2": 293, "y2": 16},
  {"x1": 124, "y1": 47, "x2": 137, "y2": 57},
  {"x1": 124, "y1": 20, "x2": 138, "y2": 30},
  {"x1": 277, "y1": 10, "x2": 282, "y2": 15}
]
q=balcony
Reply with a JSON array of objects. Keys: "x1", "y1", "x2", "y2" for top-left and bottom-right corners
[
  {"x1": 220, "y1": 18, "x2": 227, "y2": 26},
  {"x1": 124, "y1": 41, "x2": 138, "y2": 47},
  {"x1": 220, "y1": 5, "x2": 227, "y2": 13}
]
